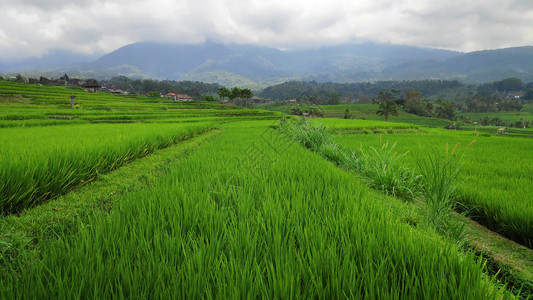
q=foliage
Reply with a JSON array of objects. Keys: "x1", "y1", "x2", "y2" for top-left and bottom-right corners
[
  {"x1": 374, "y1": 91, "x2": 399, "y2": 121},
  {"x1": 202, "y1": 95, "x2": 215, "y2": 101},
  {"x1": 523, "y1": 89, "x2": 533, "y2": 101},
  {"x1": 280, "y1": 118, "x2": 335, "y2": 152},
  {"x1": 281, "y1": 120, "x2": 420, "y2": 201},
  {"x1": 108, "y1": 76, "x2": 221, "y2": 97},
  {"x1": 228, "y1": 87, "x2": 254, "y2": 100},
  {"x1": 465, "y1": 95, "x2": 523, "y2": 113},
  {"x1": 217, "y1": 87, "x2": 231, "y2": 100},
  {"x1": 343, "y1": 109, "x2": 351, "y2": 119},
  {"x1": 478, "y1": 77, "x2": 525, "y2": 94},
  {"x1": 146, "y1": 91, "x2": 160, "y2": 97},
  {"x1": 434, "y1": 99, "x2": 456, "y2": 120},
  {"x1": 258, "y1": 79, "x2": 474, "y2": 103},
  {"x1": 402, "y1": 90, "x2": 434, "y2": 117}
]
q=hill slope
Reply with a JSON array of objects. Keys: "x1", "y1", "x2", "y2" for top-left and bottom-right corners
[
  {"x1": 2, "y1": 42, "x2": 533, "y2": 87},
  {"x1": 85, "y1": 42, "x2": 461, "y2": 86}
]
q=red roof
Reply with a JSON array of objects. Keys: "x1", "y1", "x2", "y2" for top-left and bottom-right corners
[{"x1": 177, "y1": 94, "x2": 191, "y2": 98}]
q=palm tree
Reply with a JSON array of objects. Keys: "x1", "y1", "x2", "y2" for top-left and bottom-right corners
[
  {"x1": 217, "y1": 87, "x2": 231, "y2": 103},
  {"x1": 375, "y1": 91, "x2": 399, "y2": 121}
]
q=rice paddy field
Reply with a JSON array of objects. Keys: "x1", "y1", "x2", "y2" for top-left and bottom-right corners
[
  {"x1": 0, "y1": 122, "x2": 214, "y2": 214},
  {"x1": 260, "y1": 103, "x2": 455, "y2": 127},
  {"x1": 312, "y1": 118, "x2": 420, "y2": 133},
  {"x1": 1, "y1": 81, "x2": 532, "y2": 298},
  {"x1": 460, "y1": 104, "x2": 533, "y2": 124},
  {"x1": 335, "y1": 126, "x2": 533, "y2": 248}
]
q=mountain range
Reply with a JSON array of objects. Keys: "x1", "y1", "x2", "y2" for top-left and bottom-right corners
[{"x1": 1, "y1": 42, "x2": 533, "y2": 88}]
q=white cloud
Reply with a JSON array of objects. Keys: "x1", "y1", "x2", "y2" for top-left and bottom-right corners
[{"x1": 0, "y1": 0, "x2": 532, "y2": 61}]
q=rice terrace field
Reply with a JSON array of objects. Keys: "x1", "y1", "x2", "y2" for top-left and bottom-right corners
[{"x1": 1, "y1": 80, "x2": 533, "y2": 298}]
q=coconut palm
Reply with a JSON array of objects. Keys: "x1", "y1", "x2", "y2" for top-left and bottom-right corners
[{"x1": 375, "y1": 91, "x2": 399, "y2": 121}]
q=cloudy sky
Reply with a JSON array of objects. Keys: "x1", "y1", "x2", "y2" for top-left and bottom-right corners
[{"x1": 1, "y1": 0, "x2": 532, "y2": 62}]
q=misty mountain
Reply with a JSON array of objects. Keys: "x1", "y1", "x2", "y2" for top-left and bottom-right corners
[
  {"x1": 0, "y1": 50, "x2": 101, "y2": 73},
  {"x1": 83, "y1": 42, "x2": 463, "y2": 87},
  {"x1": 382, "y1": 46, "x2": 533, "y2": 83},
  {"x1": 82, "y1": 42, "x2": 533, "y2": 87},
  {"x1": 2, "y1": 42, "x2": 533, "y2": 88}
]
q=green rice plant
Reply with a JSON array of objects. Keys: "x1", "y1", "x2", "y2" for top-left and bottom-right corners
[
  {"x1": 337, "y1": 130, "x2": 533, "y2": 249},
  {"x1": 0, "y1": 122, "x2": 214, "y2": 214},
  {"x1": 309, "y1": 118, "x2": 419, "y2": 131},
  {"x1": 1, "y1": 124, "x2": 513, "y2": 298}
]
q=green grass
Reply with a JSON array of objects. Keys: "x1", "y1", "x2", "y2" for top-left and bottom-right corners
[
  {"x1": 337, "y1": 129, "x2": 533, "y2": 249},
  {"x1": 308, "y1": 118, "x2": 420, "y2": 133},
  {"x1": 0, "y1": 129, "x2": 222, "y2": 283},
  {"x1": 261, "y1": 103, "x2": 454, "y2": 127},
  {"x1": 1, "y1": 124, "x2": 513, "y2": 298},
  {"x1": 459, "y1": 104, "x2": 533, "y2": 123},
  {"x1": 0, "y1": 122, "x2": 214, "y2": 214}
]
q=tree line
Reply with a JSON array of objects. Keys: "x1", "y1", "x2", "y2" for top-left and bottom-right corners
[
  {"x1": 373, "y1": 90, "x2": 457, "y2": 121},
  {"x1": 373, "y1": 89, "x2": 530, "y2": 128},
  {"x1": 258, "y1": 78, "x2": 533, "y2": 104},
  {"x1": 108, "y1": 76, "x2": 221, "y2": 99}
]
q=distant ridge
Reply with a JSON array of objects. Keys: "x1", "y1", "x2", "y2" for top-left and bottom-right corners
[{"x1": 2, "y1": 42, "x2": 533, "y2": 88}]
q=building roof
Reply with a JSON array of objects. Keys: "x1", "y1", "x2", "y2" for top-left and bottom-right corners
[{"x1": 81, "y1": 80, "x2": 101, "y2": 88}]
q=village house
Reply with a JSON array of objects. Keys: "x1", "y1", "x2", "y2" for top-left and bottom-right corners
[
  {"x1": 166, "y1": 93, "x2": 177, "y2": 101},
  {"x1": 504, "y1": 92, "x2": 524, "y2": 100},
  {"x1": 166, "y1": 93, "x2": 192, "y2": 101},
  {"x1": 177, "y1": 94, "x2": 192, "y2": 101},
  {"x1": 81, "y1": 79, "x2": 101, "y2": 93},
  {"x1": 109, "y1": 89, "x2": 128, "y2": 95}
]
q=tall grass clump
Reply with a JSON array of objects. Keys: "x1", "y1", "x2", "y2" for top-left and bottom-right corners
[
  {"x1": 418, "y1": 142, "x2": 475, "y2": 242},
  {"x1": 280, "y1": 118, "x2": 335, "y2": 152},
  {"x1": 356, "y1": 140, "x2": 420, "y2": 201},
  {"x1": 280, "y1": 118, "x2": 347, "y2": 165}
]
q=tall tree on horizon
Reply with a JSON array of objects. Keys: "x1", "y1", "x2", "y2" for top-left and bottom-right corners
[
  {"x1": 375, "y1": 91, "x2": 399, "y2": 121},
  {"x1": 217, "y1": 87, "x2": 231, "y2": 102}
]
